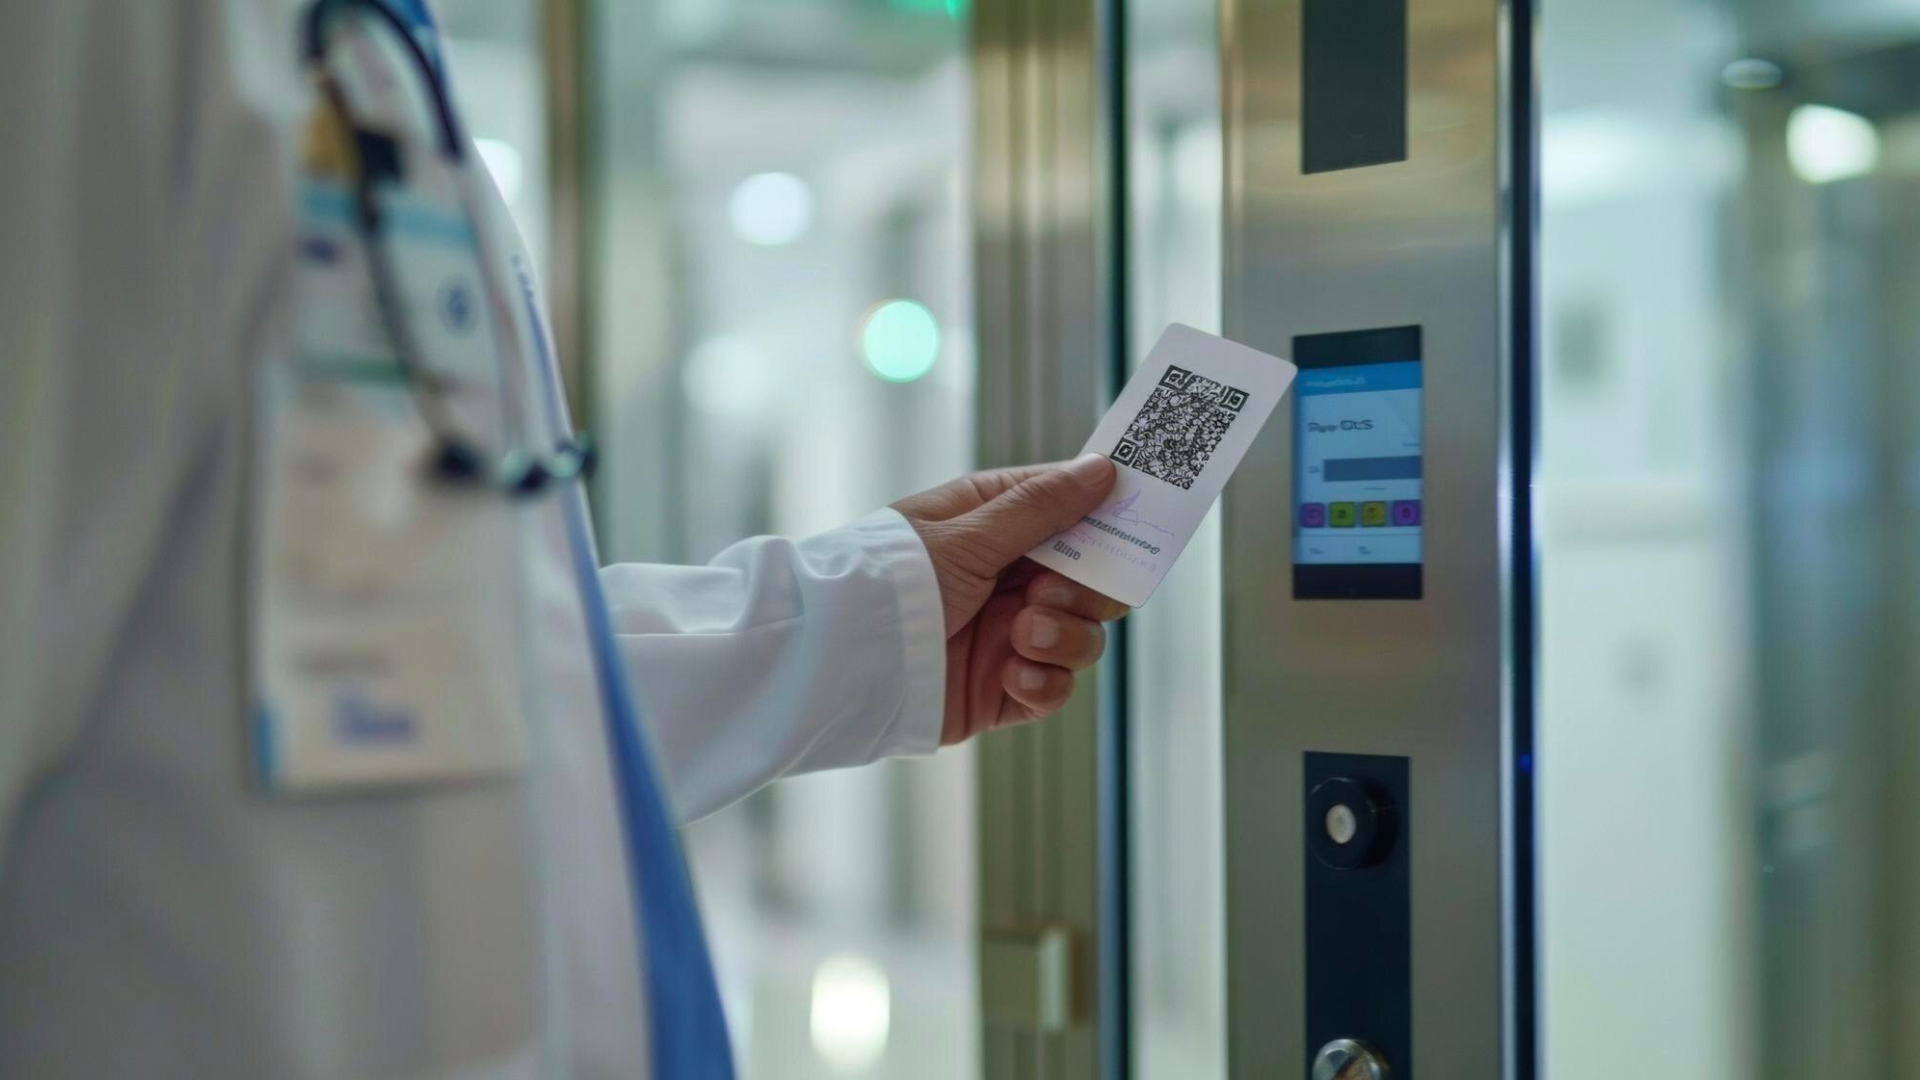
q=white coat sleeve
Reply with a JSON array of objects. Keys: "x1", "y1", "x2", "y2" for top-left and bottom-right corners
[{"x1": 599, "y1": 508, "x2": 949, "y2": 823}]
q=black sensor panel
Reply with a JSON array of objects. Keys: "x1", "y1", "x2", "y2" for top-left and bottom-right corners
[
  {"x1": 1304, "y1": 752, "x2": 1412, "y2": 1078},
  {"x1": 1302, "y1": 0, "x2": 1409, "y2": 174}
]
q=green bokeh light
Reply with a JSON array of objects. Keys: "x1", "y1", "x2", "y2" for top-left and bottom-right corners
[
  {"x1": 862, "y1": 300, "x2": 941, "y2": 383},
  {"x1": 886, "y1": 0, "x2": 969, "y2": 19}
]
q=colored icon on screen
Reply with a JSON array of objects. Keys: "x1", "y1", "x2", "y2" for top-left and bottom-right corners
[
  {"x1": 1328, "y1": 502, "x2": 1356, "y2": 528},
  {"x1": 1391, "y1": 499, "x2": 1421, "y2": 526},
  {"x1": 1300, "y1": 503, "x2": 1328, "y2": 528},
  {"x1": 1360, "y1": 501, "x2": 1389, "y2": 527}
]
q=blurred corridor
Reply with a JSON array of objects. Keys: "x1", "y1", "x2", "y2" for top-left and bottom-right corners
[
  {"x1": 448, "y1": 0, "x2": 1920, "y2": 1077},
  {"x1": 48, "y1": 0, "x2": 1918, "y2": 1077}
]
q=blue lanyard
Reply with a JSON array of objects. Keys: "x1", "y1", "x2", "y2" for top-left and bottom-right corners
[{"x1": 515, "y1": 245, "x2": 737, "y2": 1080}]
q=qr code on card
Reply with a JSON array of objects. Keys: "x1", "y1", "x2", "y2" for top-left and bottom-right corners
[{"x1": 1110, "y1": 366, "x2": 1250, "y2": 490}]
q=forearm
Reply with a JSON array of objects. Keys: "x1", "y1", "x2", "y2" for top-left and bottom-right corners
[{"x1": 599, "y1": 508, "x2": 946, "y2": 822}]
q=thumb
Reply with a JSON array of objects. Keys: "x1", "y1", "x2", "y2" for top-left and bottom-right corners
[{"x1": 955, "y1": 453, "x2": 1117, "y2": 570}]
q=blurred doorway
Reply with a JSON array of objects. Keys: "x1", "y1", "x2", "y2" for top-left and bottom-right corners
[
  {"x1": 529, "y1": 1, "x2": 1920, "y2": 1078},
  {"x1": 581, "y1": 3, "x2": 978, "y2": 1080},
  {"x1": 1540, "y1": 4, "x2": 1920, "y2": 1080}
]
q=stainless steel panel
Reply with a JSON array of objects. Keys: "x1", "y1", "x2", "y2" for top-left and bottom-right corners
[{"x1": 1220, "y1": 0, "x2": 1519, "y2": 1076}]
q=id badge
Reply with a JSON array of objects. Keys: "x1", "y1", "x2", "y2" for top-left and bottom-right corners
[{"x1": 251, "y1": 119, "x2": 530, "y2": 795}]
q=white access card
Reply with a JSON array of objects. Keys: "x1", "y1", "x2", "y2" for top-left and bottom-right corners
[{"x1": 1028, "y1": 324, "x2": 1297, "y2": 607}]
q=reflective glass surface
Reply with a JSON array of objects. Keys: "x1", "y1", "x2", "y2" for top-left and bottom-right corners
[
  {"x1": 1123, "y1": 0, "x2": 1228, "y2": 1076},
  {"x1": 585, "y1": 3, "x2": 978, "y2": 1078},
  {"x1": 1540, "y1": 1, "x2": 1920, "y2": 1076}
]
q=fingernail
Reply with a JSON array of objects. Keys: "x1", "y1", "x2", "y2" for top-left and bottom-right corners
[
  {"x1": 1035, "y1": 584, "x2": 1074, "y2": 608},
  {"x1": 1065, "y1": 452, "x2": 1114, "y2": 483},
  {"x1": 1018, "y1": 665, "x2": 1049, "y2": 691},
  {"x1": 1028, "y1": 613, "x2": 1061, "y2": 649}
]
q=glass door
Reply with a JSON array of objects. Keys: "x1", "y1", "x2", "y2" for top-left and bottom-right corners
[
  {"x1": 582, "y1": 3, "x2": 980, "y2": 1077},
  {"x1": 1535, "y1": 2, "x2": 1755, "y2": 1075},
  {"x1": 1537, "y1": 1, "x2": 1920, "y2": 1078},
  {"x1": 1119, "y1": 0, "x2": 1229, "y2": 1078}
]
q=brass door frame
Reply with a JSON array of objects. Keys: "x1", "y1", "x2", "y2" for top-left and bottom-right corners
[{"x1": 973, "y1": 2, "x2": 1127, "y2": 1078}]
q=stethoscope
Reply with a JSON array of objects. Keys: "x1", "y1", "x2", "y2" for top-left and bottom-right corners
[
  {"x1": 301, "y1": 0, "x2": 595, "y2": 497},
  {"x1": 301, "y1": 11, "x2": 739, "y2": 1065}
]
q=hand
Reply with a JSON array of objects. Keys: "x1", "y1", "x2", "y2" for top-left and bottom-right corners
[{"x1": 893, "y1": 454, "x2": 1130, "y2": 745}]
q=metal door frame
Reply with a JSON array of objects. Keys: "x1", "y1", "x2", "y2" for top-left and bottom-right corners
[{"x1": 972, "y1": 2, "x2": 1132, "y2": 1078}]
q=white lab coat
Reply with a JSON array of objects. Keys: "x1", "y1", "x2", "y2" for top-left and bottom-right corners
[{"x1": 0, "y1": 2, "x2": 948, "y2": 1078}]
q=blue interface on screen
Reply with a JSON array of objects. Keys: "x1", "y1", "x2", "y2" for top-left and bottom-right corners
[{"x1": 1292, "y1": 361, "x2": 1423, "y2": 566}]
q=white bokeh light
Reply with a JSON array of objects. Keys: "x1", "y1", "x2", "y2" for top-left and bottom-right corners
[
  {"x1": 728, "y1": 171, "x2": 815, "y2": 246},
  {"x1": 860, "y1": 299, "x2": 941, "y2": 383},
  {"x1": 809, "y1": 954, "x2": 890, "y2": 1072},
  {"x1": 1543, "y1": 110, "x2": 1653, "y2": 206},
  {"x1": 1788, "y1": 104, "x2": 1880, "y2": 185}
]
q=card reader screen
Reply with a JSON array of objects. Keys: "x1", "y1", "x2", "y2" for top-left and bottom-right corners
[{"x1": 1292, "y1": 326, "x2": 1423, "y2": 600}]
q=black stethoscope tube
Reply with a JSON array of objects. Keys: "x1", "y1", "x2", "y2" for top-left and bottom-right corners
[{"x1": 302, "y1": 0, "x2": 595, "y2": 497}]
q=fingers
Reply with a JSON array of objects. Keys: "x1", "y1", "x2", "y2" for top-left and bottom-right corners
[
  {"x1": 1011, "y1": 606, "x2": 1106, "y2": 671},
  {"x1": 1023, "y1": 571, "x2": 1129, "y2": 623},
  {"x1": 893, "y1": 473, "x2": 1003, "y2": 524},
  {"x1": 997, "y1": 601, "x2": 1109, "y2": 728},
  {"x1": 996, "y1": 576, "x2": 1123, "y2": 729},
  {"x1": 952, "y1": 454, "x2": 1118, "y2": 569},
  {"x1": 958, "y1": 462, "x2": 1084, "y2": 506},
  {"x1": 893, "y1": 462, "x2": 1083, "y2": 524},
  {"x1": 1000, "y1": 657, "x2": 1076, "y2": 720}
]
